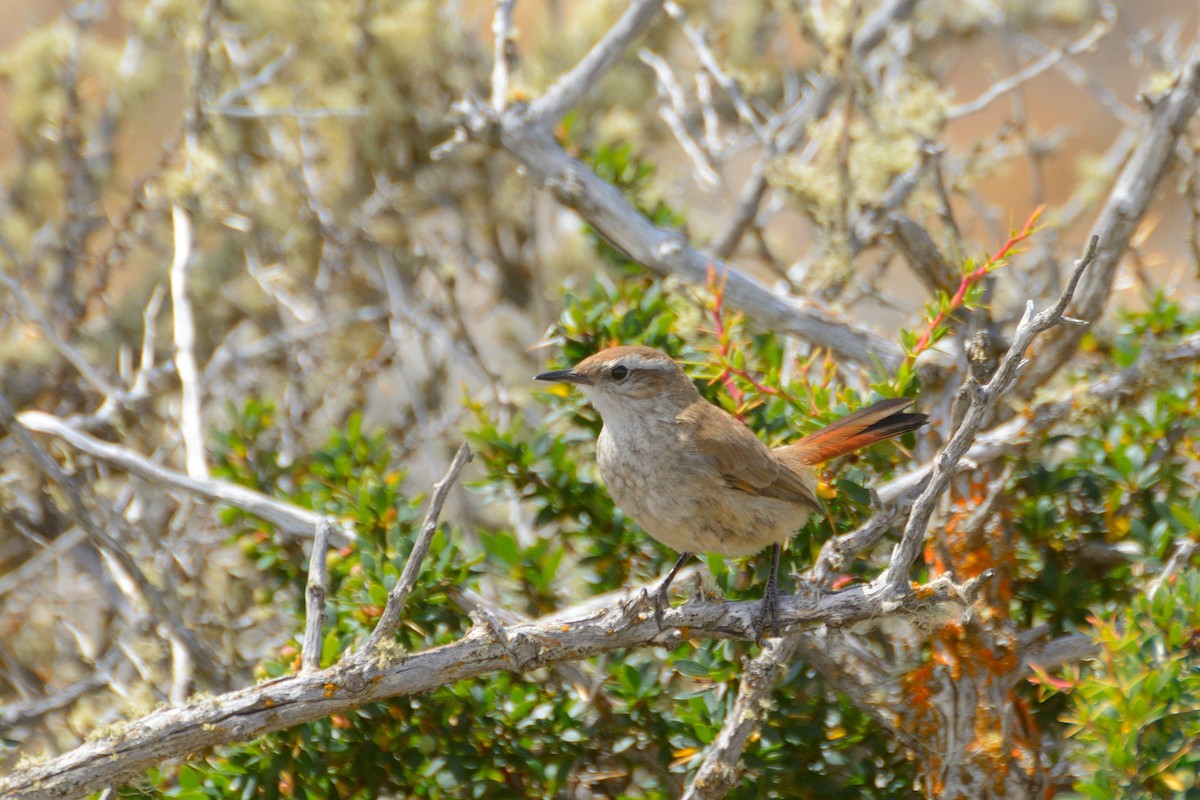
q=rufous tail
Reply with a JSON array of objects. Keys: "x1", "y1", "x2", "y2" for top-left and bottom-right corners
[{"x1": 780, "y1": 398, "x2": 927, "y2": 466}]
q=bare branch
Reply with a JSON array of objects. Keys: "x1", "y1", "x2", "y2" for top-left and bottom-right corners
[
  {"x1": 490, "y1": 0, "x2": 517, "y2": 112},
  {"x1": 888, "y1": 214, "x2": 959, "y2": 295},
  {"x1": 640, "y1": 49, "x2": 722, "y2": 187},
  {"x1": 877, "y1": 328, "x2": 1200, "y2": 503},
  {"x1": 454, "y1": 0, "x2": 906, "y2": 369},
  {"x1": 0, "y1": 647, "x2": 123, "y2": 732},
  {"x1": 528, "y1": 0, "x2": 664, "y2": 127},
  {"x1": 809, "y1": 476, "x2": 929, "y2": 586},
  {"x1": 0, "y1": 267, "x2": 122, "y2": 403},
  {"x1": 711, "y1": 0, "x2": 918, "y2": 259},
  {"x1": 681, "y1": 636, "x2": 802, "y2": 800},
  {"x1": 127, "y1": 283, "x2": 166, "y2": 402},
  {"x1": 169, "y1": 203, "x2": 208, "y2": 479},
  {"x1": 16, "y1": 411, "x2": 347, "y2": 544},
  {"x1": 0, "y1": 562, "x2": 991, "y2": 800},
  {"x1": 361, "y1": 443, "x2": 474, "y2": 657},
  {"x1": 1149, "y1": 539, "x2": 1198, "y2": 598},
  {"x1": 663, "y1": 1, "x2": 765, "y2": 140},
  {"x1": 947, "y1": 6, "x2": 1116, "y2": 119},
  {"x1": 1018, "y1": 53, "x2": 1200, "y2": 392},
  {"x1": 490, "y1": 118, "x2": 903, "y2": 368},
  {"x1": 0, "y1": 393, "x2": 226, "y2": 692}
]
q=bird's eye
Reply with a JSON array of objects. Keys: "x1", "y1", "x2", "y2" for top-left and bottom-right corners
[{"x1": 611, "y1": 365, "x2": 629, "y2": 381}]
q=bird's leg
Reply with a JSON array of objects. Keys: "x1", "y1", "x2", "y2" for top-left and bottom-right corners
[
  {"x1": 652, "y1": 552, "x2": 693, "y2": 630},
  {"x1": 751, "y1": 544, "x2": 783, "y2": 644}
]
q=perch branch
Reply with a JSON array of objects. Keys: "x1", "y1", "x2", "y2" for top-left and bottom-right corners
[{"x1": 1, "y1": 564, "x2": 990, "y2": 800}]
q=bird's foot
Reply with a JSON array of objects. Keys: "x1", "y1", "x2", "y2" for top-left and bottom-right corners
[
  {"x1": 652, "y1": 583, "x2": 672, "y2": 631},
  {"x1": 751, "y1": 583, "x2": 780, "y2": 645}
]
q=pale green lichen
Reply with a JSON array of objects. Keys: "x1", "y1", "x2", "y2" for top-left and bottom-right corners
[
  {"x1": 373, "y1": 638, "x2": 409, "y2": 669},
  {"x1": 13, "y1": 748, "x2": 51, "y2": 771},
  {"x1": 768, "y1": 67, "x2": 949, "y2": 288}
]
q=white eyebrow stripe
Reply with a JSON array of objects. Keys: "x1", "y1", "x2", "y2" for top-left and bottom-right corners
[{"x1": 605, "y1": 355, "x2": 673, "y2": 371}]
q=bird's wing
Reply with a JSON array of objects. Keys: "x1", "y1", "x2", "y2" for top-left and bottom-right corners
[{"x1": 677, "y1": 400, "x2": 819, "y2": 510}]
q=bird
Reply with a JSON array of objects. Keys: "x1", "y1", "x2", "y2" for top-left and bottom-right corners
[{"x1": 535, "y1": 344, "x2": 927, "y2": 641}]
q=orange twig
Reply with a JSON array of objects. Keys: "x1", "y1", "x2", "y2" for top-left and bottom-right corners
[{"x1": 909, "y1": 206, "x2": 1044, "y2": 359}]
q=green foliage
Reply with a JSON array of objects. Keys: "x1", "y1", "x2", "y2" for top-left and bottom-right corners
[
  {"x1": 1009, "y1": 296, "x2": 1200, "y2": 639},
  {"x1": 1056, "y1": 571, "x2": 1200, "y2": 798}
]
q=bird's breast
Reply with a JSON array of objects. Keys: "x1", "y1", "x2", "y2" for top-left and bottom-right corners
[{"x1": 596, "y1": 421, "x2": 812, "y2": 557}]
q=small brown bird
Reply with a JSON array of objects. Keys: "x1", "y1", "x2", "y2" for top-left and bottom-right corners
[{"x1": 536, "y1": 345, "x2": 927, "y2": 640}]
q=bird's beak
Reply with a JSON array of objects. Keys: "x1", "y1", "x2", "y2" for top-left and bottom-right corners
[{"x1": 534, "y1": 368, "x2": 593, "y2": 386}]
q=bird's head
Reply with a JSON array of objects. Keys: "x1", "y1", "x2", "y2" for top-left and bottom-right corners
[{"x1": 535, "y1": 345, "x2": 699, "y2": 420}]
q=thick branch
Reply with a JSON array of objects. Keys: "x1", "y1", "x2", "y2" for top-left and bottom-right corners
[
  {"x1": 492, "y1": 121, "x2": 902, "y2": 368},
  {"x1": 455, "y1": 0, "x2": 905, "y2": 369},
  {"x1": 1, "y1": 568, "x2": 986, "y2": 800}
]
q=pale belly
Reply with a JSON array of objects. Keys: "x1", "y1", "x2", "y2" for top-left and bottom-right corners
[{"x1": 596, "y1": 426, "x2": 814, "y2": 557}]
